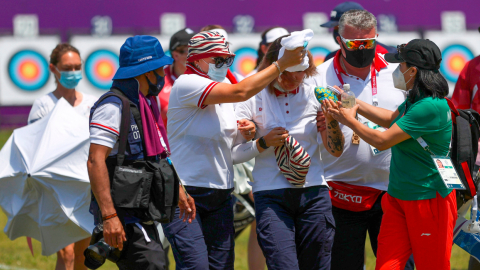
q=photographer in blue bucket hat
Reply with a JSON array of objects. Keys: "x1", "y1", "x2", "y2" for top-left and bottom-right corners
[{"x1": 86, "y1": 35, "x2": 195, "y2": 270}]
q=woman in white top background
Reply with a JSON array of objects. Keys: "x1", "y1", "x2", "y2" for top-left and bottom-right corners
[
  {"x1": 162, "y1": 30, "x2": 304, "y2": 269},
  {"x1": 27, "y1": 43, "x2": 96, "y2": 270},
  {"x1": 28, "y1": 44, "x2": 97, "y2": 124},
  {"x1": 234, "y1": 32, "x2": 344, "y2": 270}
]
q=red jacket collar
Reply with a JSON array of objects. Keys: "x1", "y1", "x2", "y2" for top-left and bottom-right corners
[
  {"x1": 185, "y1": 64, "x2": 238, "y2": 84},
  {"x1": 274, "y1": 87, "x2": 299, "y2": 97},
  {"x1": 334, "y1": 44, "x2": 389, "y2": 74},
  {"x1": 185, "y1": 63, "x2": 209, "y2": 78}
]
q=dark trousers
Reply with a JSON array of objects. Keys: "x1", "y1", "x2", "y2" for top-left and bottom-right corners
[
  {"x1": 254, "y1": 186, "x2": 335, "y2": 270},
  {"x1": 331, "y1": 192, "x2": 414, "y2": 270},
  {"x1": 116, "y1": 223, "x2": 166, "y2": 270},
  {"x1": 162, "y1": 187, "x2": 235, "y2": 270}
]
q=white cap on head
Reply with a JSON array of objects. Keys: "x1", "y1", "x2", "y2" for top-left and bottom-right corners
[
  {"x1": 265, "y1": 27, "x2": 289, "y2": 43},
  {"x1": 211, "y1": 28, "x2": 229, "y2": 42}
]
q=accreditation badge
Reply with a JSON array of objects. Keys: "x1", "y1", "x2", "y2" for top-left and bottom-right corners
[
  {"x1": 363, "y1": 120, "x2": 387, "y2": 156},
  {"x1": 431, "y1": 155, "x2": 466, "y2": 190}
]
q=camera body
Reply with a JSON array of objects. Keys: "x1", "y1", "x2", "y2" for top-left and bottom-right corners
[{"x1": 84, "y1": 223, "x2": 122, "y2": 269}]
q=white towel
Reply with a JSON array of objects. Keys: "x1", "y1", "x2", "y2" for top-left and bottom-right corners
[
  {"x1": 278, "y1": 29, "x2": 314, "y2": 72},
  {"x1": 260, "y1": 88, "x2": 286, "y2": 131}
]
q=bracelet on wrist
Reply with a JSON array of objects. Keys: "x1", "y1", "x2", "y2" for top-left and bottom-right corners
[
  {"x1": 102, "y1": 213, "x2": 118, "y2": 221},
  {"x1": 272, "y1": 61, "x2": 282, "y2": 75}
]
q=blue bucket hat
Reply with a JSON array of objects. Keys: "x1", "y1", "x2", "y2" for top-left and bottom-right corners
[{"x1": 113, "y1": 35, "x2": 174, "y2": 80}]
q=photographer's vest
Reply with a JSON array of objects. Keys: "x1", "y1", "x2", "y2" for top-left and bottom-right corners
[{"x1": 89, "y1": 88, "x2": 179, "y2": 224}]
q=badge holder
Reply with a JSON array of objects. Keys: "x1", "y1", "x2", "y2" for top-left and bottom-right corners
[
  {"x1": 417, "y1": 137, "x2": 466, "y2": 190},
  {"x1": 363, "y1": 120, "x2": 387, "y2": 156}
]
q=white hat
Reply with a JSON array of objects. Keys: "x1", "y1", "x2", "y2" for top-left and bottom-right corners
[
  {"x1": 211, "y1": 28, "x2": 229, "y2": 42},
  {"x1": 278, "y1": 29, "x2": 314, "y2": 72},
  {"x1": 264, "y1": 27, "x2": 289, "y2": 44}
]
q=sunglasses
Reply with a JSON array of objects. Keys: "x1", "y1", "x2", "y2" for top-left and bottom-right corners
[
  {"x1": 340, "y1": 35, "x2": 377, "y2": 50},
  {"x1": 212, "y1": 56, "x2": 235, "y2": 68}
]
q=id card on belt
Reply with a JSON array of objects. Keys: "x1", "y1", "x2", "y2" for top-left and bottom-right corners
[
  {"x1": 363, "y1": 120, "x2": 387, "y2": 156},
  {"x1": 431, "y1": 156, "x2": 466, "y2": 190}
]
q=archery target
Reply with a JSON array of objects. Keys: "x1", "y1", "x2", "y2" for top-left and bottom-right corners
[
  {"x1": 84, "y1": 49, "x2": 119, "y2": 90},
  {"x1": 0, "y1": 36, "x2": 60, "y2": 105},
  {"x1": 8, "y1": 50, "x2": 50, "y2": 91},
  {"x1": 231, "y1": 47, "x2": 257, "y2": 77},
  {"x1": 310, "y1": 47, "x2": 331, "y2": 67},
  {"x1": 424, "y1": 31, "x2": 480, "y2": 96},
  {"x1": 439, "y1": 44, "x2": 474, "y2": 83}
]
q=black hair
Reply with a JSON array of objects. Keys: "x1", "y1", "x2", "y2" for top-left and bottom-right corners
[{"x1": 406, "y1": 62, "x2": 449, "y2": 103}]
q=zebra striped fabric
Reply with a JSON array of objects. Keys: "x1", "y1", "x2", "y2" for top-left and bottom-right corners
[
  {"x1": 187, "y1": 30, "x2": 234, "y2": 62},
  {"x1": 274, "y1": 135, "x2": 311, "y2": 186}
]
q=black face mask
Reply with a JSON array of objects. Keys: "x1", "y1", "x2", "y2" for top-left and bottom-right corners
[
  {"x1": 145, "y1": 70, "x2": 165, "y2": 96},
  {"x1": 333, "y1": 29, "x2": 340, "y2": 45},
  {"x1": 341, "y1": 42, "x2": 376, "y2": 68}
]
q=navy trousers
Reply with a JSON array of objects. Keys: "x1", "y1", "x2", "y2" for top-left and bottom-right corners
[
  {"x1": 161, "y1": 187, "x2": 235, "y2": 270},
  {"x1": 254, "y1": 185, "x2": 335, "y2": 270}
]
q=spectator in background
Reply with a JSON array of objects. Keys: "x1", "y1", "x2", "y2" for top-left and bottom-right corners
[
  {"x1": 28, "y1": 43, "x2": 97, "y2": 270},
  {"x1": 158, "y1": 28, "x2": 195, "y2": 128},
  {"x1": 246, "y1": 27, "x2": 289, "y2": 77},
  {"x1": 307, "y1": 10, "x2": 414, "y2": 270},
  {"x1": 451, "y1": 47, "x2": 480, "y2": 270},
  {"x1": 320, "y1": 1, "x2": 396, "y2": 62}
]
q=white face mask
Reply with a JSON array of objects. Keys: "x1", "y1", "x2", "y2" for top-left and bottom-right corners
[
  {"x1": 392, "y1": 65, "x2": 414, "y2": 91},
  {"x1": 202, "y1": 60, "x2": 228, "y2": 82}
]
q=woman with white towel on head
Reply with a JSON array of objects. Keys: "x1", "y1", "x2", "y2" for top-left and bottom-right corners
[{"x1": 233, "y1": 30, "x2": 344, "y2": 270}]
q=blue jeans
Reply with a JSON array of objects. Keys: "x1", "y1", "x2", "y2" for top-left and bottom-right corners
[
  {"x1": 254, "y1": 185, "x2": 335, "y2": 270},
  {"x1": 161, "y1": 187, "x2": 235, "y2": 270}
]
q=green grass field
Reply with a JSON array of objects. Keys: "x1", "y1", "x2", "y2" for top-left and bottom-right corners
[{"x1": 0, "y1": 129, "x2": 471, "y2": 269}]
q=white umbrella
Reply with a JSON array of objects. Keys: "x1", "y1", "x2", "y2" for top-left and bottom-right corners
[{"x1": 0, "y1": 98, "x2": 94, "y2": 256}]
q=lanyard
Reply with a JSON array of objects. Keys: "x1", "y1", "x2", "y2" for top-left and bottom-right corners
[{"x1": 333, "y1": 55, "x2": 378, "y2": 107}]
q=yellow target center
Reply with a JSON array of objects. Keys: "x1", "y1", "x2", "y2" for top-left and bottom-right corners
[
  {"x1": 21, "y1": 62, "x2": 38, "y2": 79},
  {"x1": 450, "y1": 56, "x2": 466, "y2": 72},
  {"x1": 241, "y1": 59, "x2": 255, "y2": 74},
  {"x1": 97, "y1": 62, "x2": 114, "y2": 78}
]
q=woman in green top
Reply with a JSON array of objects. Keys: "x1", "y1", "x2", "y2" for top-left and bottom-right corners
[{"x1": 324, "y1": 39, "x2": 456, "y2": 270}]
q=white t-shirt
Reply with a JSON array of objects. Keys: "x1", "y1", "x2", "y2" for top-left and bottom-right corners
[
  {"x1": 89, "y1": 88, "x2": 157, "y2": 157},
  {"x1": 305, "y1": 56, "x2": 406, "y2": 191},
  {"x1": 28, "y1": 92, "x2": 97, "y2": 124},
  {"x1": 167, "y1": 73, "x2": 238, "y2": 189},
  {"x1": 235, "y1": 84, "x2": 327, "y2": 193},
  {"x1": 89, "y1": 102, "x2": 122, "y2": 155}
]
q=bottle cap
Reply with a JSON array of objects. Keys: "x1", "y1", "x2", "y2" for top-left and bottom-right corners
[{"x1": 343, "y1": 84, "x2": 350, "y2": 91}]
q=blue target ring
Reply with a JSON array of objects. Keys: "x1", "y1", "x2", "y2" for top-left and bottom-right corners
[
  {"x1": 85, "y1": 49, "x2": 119, "y2": 90},
  {"x1": 8, "y1": 50, "x2": 49, "y2": 91},
  {"x1": 231, "y1": 47, "x2": 257, "y2": 77},
  {"x1": 440, "y1": 44, "x2": 474, "y2": 83}
]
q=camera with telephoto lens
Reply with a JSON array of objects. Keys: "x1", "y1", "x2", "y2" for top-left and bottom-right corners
[{"x1": 84, "y1": 223, "x2": 122, "y2": 269}]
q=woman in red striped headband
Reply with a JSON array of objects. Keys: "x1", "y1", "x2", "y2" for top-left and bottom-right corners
[
  {"x1": 233, "y1": 31, "x2": 345, "y2": 269},
  {"x1": 161, "y1": 30, "x2": 304, "y2": 269}
]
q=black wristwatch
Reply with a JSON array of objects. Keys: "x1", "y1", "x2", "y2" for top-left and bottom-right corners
[{"x1": 258, "y1": 136, "x2": 269, "y2": 150}]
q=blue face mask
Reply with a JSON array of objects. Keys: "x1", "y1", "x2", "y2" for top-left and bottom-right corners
[
  {"x1": 56, "y1": 68, "x2": 82, "y2": 89},
  {"x1": 145, "y1": 70, "x2": 165, "y2": 96},
  {"x1": 203, "y1": 60, "x2": 228, "y2": 82}
]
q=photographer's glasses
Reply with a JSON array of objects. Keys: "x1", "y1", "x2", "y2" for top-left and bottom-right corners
[
  {"x1": 340, "y1": 35, "x2": 377, "y2": 50},
  {"x1": 212, "y1": 56, "x2": 235, "y2": 68}
]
